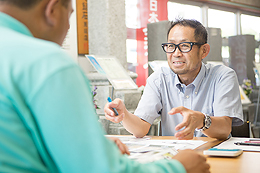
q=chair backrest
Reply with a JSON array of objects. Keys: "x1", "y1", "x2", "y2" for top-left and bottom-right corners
[
  {"x1": 231, "y1": 121, "x2": 250, "y2": 138},
  {"x1": 158, "y1": 121, "x2": 162, "y2": 136}
]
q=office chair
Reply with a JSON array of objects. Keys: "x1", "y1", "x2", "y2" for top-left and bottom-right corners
[
  {"x1": 158, "y1": 121, "x2": 162, "y2": 136},
  {"x1": 231, "y1": 121, "x2": 253, "y2": 138}
]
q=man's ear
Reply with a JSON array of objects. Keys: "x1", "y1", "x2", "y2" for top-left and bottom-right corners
[
  {"x1": 45, "y1": 0, "x2": 59, "y2": 26},
  {"x1": 201, "y1": 43, "x2": 210, "y2": 60}
]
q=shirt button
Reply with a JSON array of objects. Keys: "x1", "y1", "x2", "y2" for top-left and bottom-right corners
[{"x1": 186, "y1": 95, "x2": 189, "y2": 99}]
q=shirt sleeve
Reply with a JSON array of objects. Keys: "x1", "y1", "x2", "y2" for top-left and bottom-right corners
[
  {"x1": 213, "y1": 68, "x2": 244, "y2": 126},
  {"x1": 134, "y1": 71, "x2": 163, "y2": 124},
  {"x1": 28, "y1": 65, "x2": 186, "y2": 173}
]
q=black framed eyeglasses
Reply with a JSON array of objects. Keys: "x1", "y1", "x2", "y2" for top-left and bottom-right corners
[{"x1": 161, "y1": 42, "x2": 205, "y2": 53}]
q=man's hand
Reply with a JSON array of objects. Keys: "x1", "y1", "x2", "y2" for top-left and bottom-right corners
[
  {"x1": 168, "y1": 106, "x2": 205, "y2": 140},
  {"x1": 104, "y1": 98, "x2": 126, "y2": 123},
  {"x1": 104, "y1": 98, "x2": 151, "y2": 138},
  {"x1": 107, "y1": 137, "x2": 130, "y2": 155},
  {"x1": 173, "y1": 149, "x2": 210, "y2": 173}
]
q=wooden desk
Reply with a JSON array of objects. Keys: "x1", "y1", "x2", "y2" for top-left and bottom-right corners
[{"x1": 149, "y1": 136, "x2": 260, "y2": 173}]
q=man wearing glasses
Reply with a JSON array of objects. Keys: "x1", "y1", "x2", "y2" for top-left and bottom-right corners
[{"x1": 105, "y1": 19, "x2": 243, "y2": 140}]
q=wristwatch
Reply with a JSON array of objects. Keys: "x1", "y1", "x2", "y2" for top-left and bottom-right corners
[{"x1": 201, "y1": 113, "x2": 212, "y2": 131}]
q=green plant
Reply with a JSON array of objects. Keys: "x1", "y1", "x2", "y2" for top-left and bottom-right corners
[
  {"x1": 241, "y1": 79, "x2": 253, "y2": 97},
  {"x1": 92, "y1": 86, "x2": 100, "y2": 109}
]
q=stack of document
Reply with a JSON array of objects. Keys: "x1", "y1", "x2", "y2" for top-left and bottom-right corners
[
  {"x1": 106, "y1": 135, "x2": 207, "y2": 163},
  {"x1": 214, "y1": 137, "x2": 260, "y2": 152}
]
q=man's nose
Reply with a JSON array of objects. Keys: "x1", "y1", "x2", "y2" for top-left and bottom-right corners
[{"x1": 172, "y1": 46, "x2": 183, "y2": 57}]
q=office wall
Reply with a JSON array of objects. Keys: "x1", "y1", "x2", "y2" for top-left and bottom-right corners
[{"x1": 229, "y1": 35, "x2": 255, "y2": 85}]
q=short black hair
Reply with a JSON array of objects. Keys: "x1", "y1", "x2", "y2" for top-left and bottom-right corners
[
  {"x1": 167, "y1": 18, "x2": 208, "y2": 44},
  {"x1": 0, "y1": 0, "x2": 70, "y2": 9}
]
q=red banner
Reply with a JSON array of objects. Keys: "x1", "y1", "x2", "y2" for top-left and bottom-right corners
[{"x1": 135, "y1": 0, "x2": 168, "y2": 86}]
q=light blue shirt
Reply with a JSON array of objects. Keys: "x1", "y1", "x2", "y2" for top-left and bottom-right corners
[
  {"x1": 0, "y1": 12, "x2": 186, "y2": 173},
  {"x1": 135, "y1": 63, "x2": 243, "y2": 136}
]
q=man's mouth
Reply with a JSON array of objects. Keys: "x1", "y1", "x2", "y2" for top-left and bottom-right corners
[{"x1": 173, "y1": 62, "x2": 185, "y2": 64}]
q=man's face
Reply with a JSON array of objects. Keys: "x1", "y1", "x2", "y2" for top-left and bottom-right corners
[
  {"x1": 55, "y1": 0, "x2": 74, "y2": 45},
  {"x1": 167, "y1": 25, "x2": 203, "y2": 82}
]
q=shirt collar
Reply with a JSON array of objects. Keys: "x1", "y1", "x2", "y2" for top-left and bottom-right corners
[
  {"x1": 0, "y1": 12, "x2": 33, "y2": 37},
  {"x1": 174, "y1": 72, "x2": 184, "y2": 93},
  {"x1": 174, "y1": 62, "x2": 206, "y2": 94}
]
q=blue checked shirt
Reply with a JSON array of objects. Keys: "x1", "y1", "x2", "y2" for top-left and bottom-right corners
[{"x1": 135, "y1": 63, "x2": 243, "y2": 136}]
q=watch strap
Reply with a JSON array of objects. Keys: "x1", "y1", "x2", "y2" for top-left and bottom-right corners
[
  {"x1": 202, "y1": 113, "x2": 211, "y2": 131},
  {"x1": 196, "y1": 113, "x2": 211, "y2": 131}
]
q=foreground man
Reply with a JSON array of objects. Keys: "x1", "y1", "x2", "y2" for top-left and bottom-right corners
[{"x1": 0, "y1": 0, "x2": 210, "y2": 172}]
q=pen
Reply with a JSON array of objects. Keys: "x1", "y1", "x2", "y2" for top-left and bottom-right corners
[
  {"x1": 107, "y1": 97, "x2": 119, "y2": 116},
  {"x1": 249, "y1": 139, "x2": 260, "y2": 141},
  {"x1": 234, "y1": 142, "x2": 260, "y2": 146},
  {"x1": 245, "y1": 141, "x2": 260, "y2": 143}
]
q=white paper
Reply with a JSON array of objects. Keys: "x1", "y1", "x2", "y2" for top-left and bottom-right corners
[
  {"x1": 147, "y1": 139, "x2": 207, "y2": 150},
  {"x1": 214, "y1": 137, "x2": 260, "y2": 152},
  {"x1": 106, "y1": 135, "x2": 207, "y2": 163}
]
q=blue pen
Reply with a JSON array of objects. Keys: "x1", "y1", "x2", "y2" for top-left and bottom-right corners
[{"x1": 107, "y1": 97, "x2": 119, "y2": 116}]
